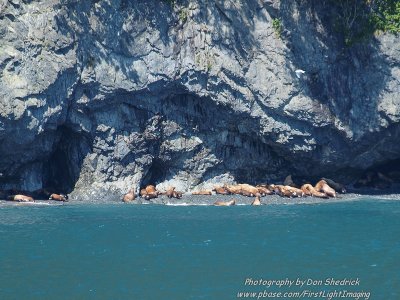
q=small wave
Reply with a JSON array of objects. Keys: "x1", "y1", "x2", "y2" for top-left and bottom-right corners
[
  {"x1": 164, "y1": 202, "x2": 211, "y2": 206},
  {"x1": 14, "y1": 202, "x2": 54, "y2": 206}
]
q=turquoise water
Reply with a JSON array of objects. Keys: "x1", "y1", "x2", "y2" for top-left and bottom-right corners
[{"x1": 0, "y1": 200, "x2": 399, "y2": 299}]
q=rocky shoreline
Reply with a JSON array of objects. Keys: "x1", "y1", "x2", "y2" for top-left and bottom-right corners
[
  {"x1": 2, "y1": 191, "x2": 400, "y2": 207},
  {"x1": 2, "y1": 175, "x2": 400, "y2": 206}
]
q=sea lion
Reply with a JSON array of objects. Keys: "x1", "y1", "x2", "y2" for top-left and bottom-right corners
[
  {"x1": 192, "y1": 190, "x2": 212, "y2": 195},
  {"x1": 321, "y1": 178, "x2": 346, "y2": 193},
  {"x1": 278, "y1": 185, "x2": 296, "y2": 198},
  {"x1": 283, "y1": 175, "x2": 297, "y2": 188},
  {"x1": 224, "y1": 184, "x2": 259, "y2": 196},
  {"x1": 9, "y1": 194, "x2": 34, "y2": 202},
  {"x1": 240, "y1": 189, "x2": 254, "y2": 197},
  {"x1": 166, "y1": 187, "x2": 175, "y2": 198},
  {"x1": 256, "y1": 185, "x2": 273, "y2": 196},
  {"x1": 212, "y1": 186, "x2": 230, "y2": 195},
  {"x1": 140, "y1": 187, "x2": 158, "y2": 200},
  {"x1": 214, "y1": 199, "x2": 236, "y2": 206},
  {"x1": 145, "y1": 192, "x2": 158, "y2": 200},
  {"x1": 49, "y1": 193, "x2": 69, "y2": 202},
  {"x1": 251, "y1": 196, "x2": 261, "y2": 206},
  {"x1": 164, "y1": 187, "x2": 182, "y2": 199},
  {"x1": 268, "y1": 185, "x2": 293, "y2": 197},
  {"x1": 237, "y1": 184, "x2": 259, "y2": 196},
  {"x1": 285, "y1": 186, "x2": 305, "y2": 197},
  {"x1": 315, "y1": 180, "x2": 336, "y2": 198},
  {"x1": 225, "y1": 185, "x2": 241, "y2": 194},
  {"x1": 301, "y1": 184, "x2": 328, "y2": 198},
  {"x1": 300, "y1": 184, "x2": 312, "y2": 196},
  {"x1": 145, "y1": 185, "x2": 157, "y2": 194},
  {"x1": 140, "y1": 188, "x2": 148, "y2": 197},
  {"x1": 268, "y1": 184, "x2": 280, "y2": 195},
  {"x1": 122, "y1": 189, "x2": 135, "y2": 203},
  {"x1": 172, "y1": 191, "x2": 183, "y2": 199}
]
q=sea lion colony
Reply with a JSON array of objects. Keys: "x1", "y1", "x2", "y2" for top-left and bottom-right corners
[
  {"x1": 1, "y1": 170, "x2": 393, "y2": 204},
  {"x1": 0, "y1": 188, "x2": 68, "y2": 203},
  {"x1": 123, "y1": 177, "x2": 347, "y2": 206}
]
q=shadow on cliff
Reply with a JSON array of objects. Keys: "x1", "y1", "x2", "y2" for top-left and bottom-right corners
[
  {"x1": 280, "y1": 0, "x2": 391, "y2": 128},
  {"x1": 134, "y1": 91, "x2": 294, "y2": 187},
  {"x1": 205, "y1": 0, "x2": 268, "y2": 63},
  {"x1": 278, "y1": 0, "x2": 396, "y2": 174},
  {"x1": 42, "y1": 125, "x2": 92, "y2": 194}
]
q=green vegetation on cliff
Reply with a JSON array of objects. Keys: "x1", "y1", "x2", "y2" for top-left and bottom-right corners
[
  {"x1": 371, "y1": 0, "x2": 400, "y2": 33},
  {"x1": 272, "y1": 18, "x2": 283, "y2": 38},
  {"x1": 334, "y1": 0, "x2": 400, "y2": 45}
]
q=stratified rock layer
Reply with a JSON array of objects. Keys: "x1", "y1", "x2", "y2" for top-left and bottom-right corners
[{"x1": 0, "y1": 0, "x2": 399, "y2": 198}]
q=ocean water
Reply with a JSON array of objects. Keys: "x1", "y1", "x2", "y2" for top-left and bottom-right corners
[{"x1": 0, "y1": 199, "x2": 399, "y2": 299}]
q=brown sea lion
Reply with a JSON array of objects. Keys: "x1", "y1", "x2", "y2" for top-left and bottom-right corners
[
  {"x1": 268, "y1": 185, "x2": 293, "y2": 197},
  {"x1": 268, "y1": 184, "x2": 280, "y2": 195},
  {"x1": 214, "y1": 199, "x2": 236, "y2": 206},
  {"x1": 49, "y1": 193, "x2": 69, "y2": 202},
  {"x1": 315, "y1": 180, "x2": 336, "y2": 198},
  {"x1": 192, "y1": 190, "x2": 212, "y2": 195},
  {"x1": 140, "y1": 188, "x2": 148, "y2": 197},
  {"x1": 122, "y1": 189, "x2": 135, "y2": 203},
  {"x1": 321, "y1": 178, "x2": 346, "y2": 193},
  {"x1": 251, "y1": 196, "x2": 261, "y2": 206},
  {"x1": 212, "y1": 186, "x2": 230, "y2": 195},
  {"x1": 145, "y1": 192, "x2": 158, "y2": 200},
  {"x1": 300, "y1": 184, "x2": 312, "y2": 196},
  {"x1": 163, "y1": 187, "x2": 183, "y2": 199},
  {"x1": 140, "y1": 187, "x2": 158, "y2": 200},
  {"x1": 9, "y1": 194, "x2": 34, "y2": 202},
  {"x1": 301, "y1": 184, "x2": 328, "y2": 198},
  {"x1": 172, "y1": 191, "x2": 183, "y2": 199},
  {"x1": 256, "y1": 185, "x2": 273, "y2": 196},
  {"x1": 238, "y1": 184, "x2": 259, "y2": 196},
  {"x1": 145, "y1": 185, "x2": 157, "y2": 194},
  {"x1": 166, "y1": 187, "x2": 175, "y2": 198},
  {"x1": 225, "y1": 185, "x2": 242, "y2": 195},
  {"x1": 278, "y1": 185, "x2": 296, "y2": 198},
  {"x1": 240, "y1": 189, "x2": 254, "y2": 197},
  {"x1": 285, "y1": 186, "x2": 305, "y2": 197}
]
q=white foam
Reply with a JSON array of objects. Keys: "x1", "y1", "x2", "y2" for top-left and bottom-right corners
[
  {"x1": 17, "y1": 202, "x2": 53, "y2": 206},
  {"x1": 164, "y1": 202, "x2": 209, "y2": 206}
]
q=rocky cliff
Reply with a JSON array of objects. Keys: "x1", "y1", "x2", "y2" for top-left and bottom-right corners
[{"x1": 0, "y1": 0, "x2": 399, "y2": 199}]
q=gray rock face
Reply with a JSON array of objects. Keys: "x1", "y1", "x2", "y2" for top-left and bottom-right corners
[{"x1": 0, "y1": 0, "x2": 399, "y2": 199}]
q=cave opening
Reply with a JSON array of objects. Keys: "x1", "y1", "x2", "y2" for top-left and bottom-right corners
[
  {"x1": 370, "y1": 158, "x2": 400, "y2": 175},
  {"x1": 42, "y1": 126, "x2": 92, "y2": 194},
  {"x1": 141, "y1": 159, "x2": 169, "y2": 187},
  {"x1": 360, "y1": 158, "x2": 400, "y2": 186}
]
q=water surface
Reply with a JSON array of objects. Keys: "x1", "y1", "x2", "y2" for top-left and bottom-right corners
[{"x1": 0, "y1": 199, "x2": 399, "y2": 299}]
